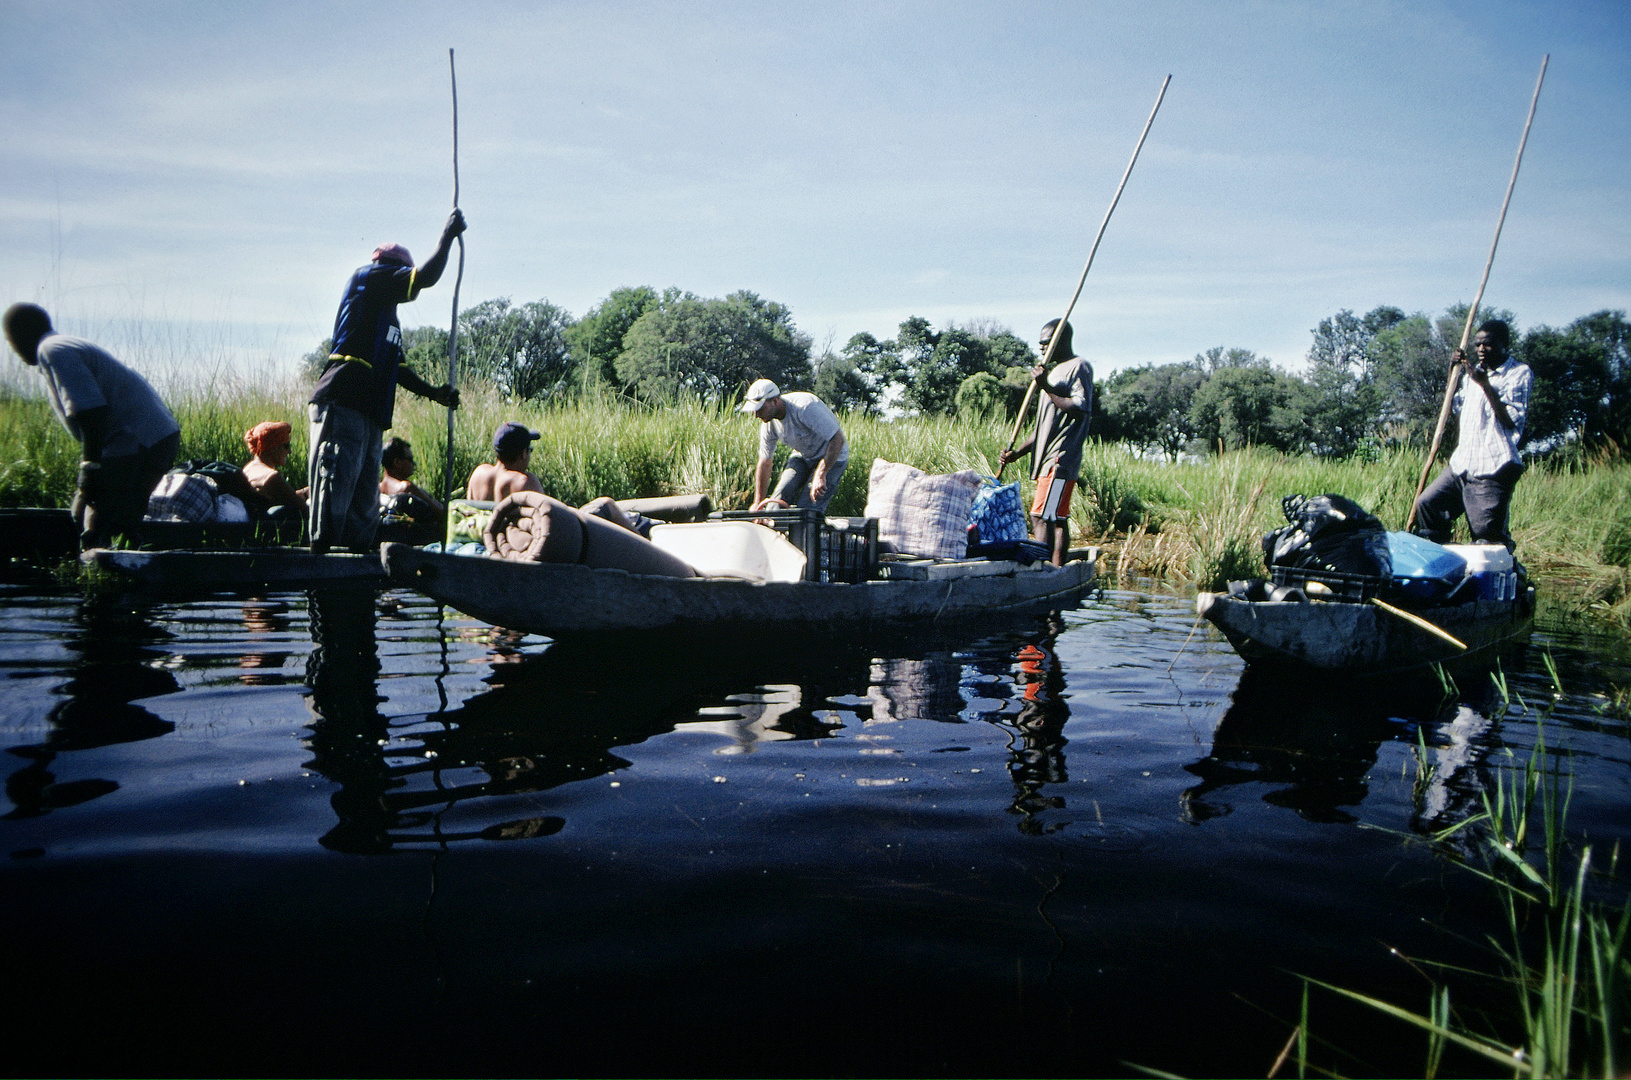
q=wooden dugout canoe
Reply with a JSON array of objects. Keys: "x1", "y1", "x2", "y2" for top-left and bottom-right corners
[
  {"x1": 1195, "y1": 586, "x2": 1536, "y2": 676},
  {"x1": 85, "y1": 547, "x2": 386, "y2": 589},
  {"x1": 382, "y1": 542, "x2": 1098, "y2": 637}
]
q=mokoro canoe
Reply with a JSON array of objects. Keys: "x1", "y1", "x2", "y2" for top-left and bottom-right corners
[
  {"x1": 86, "y1": 547, "x2": 385, "y2": 589},
  {"x1": 382, "y1": 542, "x2": 1098, "y2": 636},
  {"x1": 1, "y1": 507, "x2": 309, "y2": 559},
  {"x1": 1195, "y1": 585, "x2": 1536, "y2": 676}
]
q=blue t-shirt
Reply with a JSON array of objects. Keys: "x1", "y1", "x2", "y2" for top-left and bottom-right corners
[{"x1": 309, "y1": 262, "x2": 420, "y2": 428}]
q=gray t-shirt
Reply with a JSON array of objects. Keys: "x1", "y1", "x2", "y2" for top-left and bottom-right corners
[
  {"x1": 34, "y1": 335, "x2": 180, "y2": 458},
  {"x1": 1031, "y1": 357, "x2": 1094, "y2": 481},
  {"x1": 758, "y1": 392, "x2": 847, "y2": 463}
]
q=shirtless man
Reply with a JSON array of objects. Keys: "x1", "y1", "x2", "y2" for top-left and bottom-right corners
[
  {"x1": 465, "y1": 421, "x2": 648, "y2": 534},
  {"x1": 465, "y1": 422, "x2": 545, "y2": 502}
]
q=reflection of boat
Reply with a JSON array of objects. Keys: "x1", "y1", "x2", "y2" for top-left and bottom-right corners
[
  {"x1": 2, "y1": 506, "x2": 312, "y2": 559},
  {"x1": 1184, "y1": 664, "x2": 1505, "y2": 833},
  {"x1": 86, "y1": 547, "x2": 385, "y2": 588},
  {"x1": 1195, "y1": 586, "x2": 1535, "y2": 675},
  {"x1": 382, "y1": 543, "x2": 1097, "y2": 636},
  {"x1": 1182, "y1": 666, "x2": 1420, "y2": 825}
]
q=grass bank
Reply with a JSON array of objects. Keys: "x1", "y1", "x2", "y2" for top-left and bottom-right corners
[{"x1": 3, "y1": 388, "x2": 1627, "y2": 625}]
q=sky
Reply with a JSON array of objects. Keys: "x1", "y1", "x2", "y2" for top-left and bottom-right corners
[{"x1": 2, "y1": 0, "x2": 1627, "y2": 386}]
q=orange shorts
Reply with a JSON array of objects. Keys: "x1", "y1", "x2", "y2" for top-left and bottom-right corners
[{"x1": 1030, "y1": 464, "x2": 1075, "y2": 522}]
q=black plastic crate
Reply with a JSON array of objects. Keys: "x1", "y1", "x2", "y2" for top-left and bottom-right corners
[
  {"x1": 818, "y1": 516, "x2": 879, "y2": 584},
  {"x1": 711, "y1": 509, "x2": 877, "y2": 582},
  {"x1": 1269, "y1": 565, "x2": 1387, "y2": 601},
  {"x1": 1269, "y1": 564, "x2": 1473, "y2": 605}
]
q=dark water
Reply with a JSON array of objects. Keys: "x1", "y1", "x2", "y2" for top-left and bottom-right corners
[{"x1": 2, "y1": 577, "x2": 1627, "y2": 1077}]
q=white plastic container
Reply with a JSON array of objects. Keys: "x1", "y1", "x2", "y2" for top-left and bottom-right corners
[
  {"x1": 648, "y1": 521, "x2": 808, "y2": 582},
  {"x1": 1444, "y1": 544, "x2": 1515, "y2": 601}
]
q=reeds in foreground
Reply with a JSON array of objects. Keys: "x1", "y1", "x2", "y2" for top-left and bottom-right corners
[{"x1": 1283, "y1": 713, "x2": 1629, "y2": 1080}]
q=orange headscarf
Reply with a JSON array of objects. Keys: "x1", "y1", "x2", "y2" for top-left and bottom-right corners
[{"x1": 244, "y1": 421, "x2": 293, "y2": 458}]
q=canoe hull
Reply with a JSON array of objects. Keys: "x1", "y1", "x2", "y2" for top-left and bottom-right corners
[
  {"x1": 382, "y1": 543, "x2": 1097, "y2": 636},
  {"x1": 87, "y1": 548, "x2": 385, "y2": 588},
  {"x1": 1196, "y1": 588, "x2": 1535, "y2": 675}
]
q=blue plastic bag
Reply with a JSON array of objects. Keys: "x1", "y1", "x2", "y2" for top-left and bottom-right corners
[{"x1": 968, "y1": 480, "x2": 1027, "y2": 545}]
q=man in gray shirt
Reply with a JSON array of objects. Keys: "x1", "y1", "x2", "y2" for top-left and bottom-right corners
[
  {"x1": 740, "y1": 379, "x2": 848, "y2": 513},
  {"x1": 998, "y1": 319, "x2": 1094, "y2": 566},
  {"x1": 4, "y1": 303, "x2": 181, "y2": 549}
]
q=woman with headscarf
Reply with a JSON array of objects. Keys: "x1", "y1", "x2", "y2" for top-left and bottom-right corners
[{"x1": 243, "y1": 421, "x2": 308, "y2": 513}]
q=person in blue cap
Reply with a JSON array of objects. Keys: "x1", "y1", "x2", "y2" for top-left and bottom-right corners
[{"x1": 466, "y1": 422, "x2": 545, "y2": 502}]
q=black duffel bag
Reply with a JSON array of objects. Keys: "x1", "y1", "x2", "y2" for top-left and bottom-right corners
[{"x1": 1262, "y1": 493, "x2": 1391, "y2": 578}]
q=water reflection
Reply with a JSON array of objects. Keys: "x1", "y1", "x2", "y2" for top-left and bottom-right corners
[
  {"x1": 5, "y1": 596, "x2": 177, "y2": 819},
  {"x1": 237, "y1": 598, "x2": 295, "y2": 684},
  {"x1": 1181, "y1": 666, "x2": 1510, "y2": 831},
  {"x1": 296, "y1": 597, "x2": 1094, "y2": 852}
]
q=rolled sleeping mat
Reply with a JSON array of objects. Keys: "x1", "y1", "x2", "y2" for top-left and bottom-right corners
[
  {"x1": 485, "y1": 492, "x2": 697, "y2": 577},
  {"x1": 616, "y1": 493, "x2": 713, "y2": 523}
]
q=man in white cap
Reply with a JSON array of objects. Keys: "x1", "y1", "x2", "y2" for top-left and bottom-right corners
[{"x1": 740, "y1": 378, "x2": 848, "y2": 512}]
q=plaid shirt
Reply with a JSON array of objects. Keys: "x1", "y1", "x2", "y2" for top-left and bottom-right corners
[{"x1": 1449, "y1": 357, "x2": 1531, "y2": 478}]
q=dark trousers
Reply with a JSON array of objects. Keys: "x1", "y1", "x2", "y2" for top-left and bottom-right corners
[
  {"x1": 308, "y1": 403, "x2": 384, "y2": 552},
  {"x1": 74, "y1": 431, "x2": 181, "y2": 550},
  {"x1": 1412, "y1": 463, "x2": 1522, "y2": 552}
]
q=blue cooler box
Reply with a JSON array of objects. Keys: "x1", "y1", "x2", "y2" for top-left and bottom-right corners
[{"x1": 1386, "y1": 532, "x2": 1467, "y2": 600}]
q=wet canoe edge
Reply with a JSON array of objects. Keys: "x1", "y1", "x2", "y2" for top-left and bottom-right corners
[
  {"x1": 85, "y1": 548, "x2": 386, "y2": 590},
  {"x1": 1196, "y1": 589, "x2": 1536, "y2": 677},
  {"x1": 383, "y1": 542, "x2": 1098, "y2": 638}
]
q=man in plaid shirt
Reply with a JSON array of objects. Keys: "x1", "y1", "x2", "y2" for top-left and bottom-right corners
[{"x1": 1411, "y1": 319, "x2": 1532, "y2": 553}]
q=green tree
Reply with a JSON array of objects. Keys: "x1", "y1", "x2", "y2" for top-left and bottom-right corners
[
  {"x1": 1099, "y1": 362, "x2": 1204, "y2": 460},
  {"x1": 953, "y1": 371, "x2": 1015, "y2": 421},
  {"x1": 404, "y1": 325, "x2": 450, "y2": 383},
  {"x1": 299, "y1": 337, "x2": 335, "y2": 381},
  {"x1": 1562, "y1": 310, "x2": 1631, "y2": 449},
  {"x1": 1189, "y1": 365, "x2": 1304, "y2": 452},
  {"x1": 884, "y1": 318, "x2": 1035, "y2": 416},
  {"x1": 1194, "y1": 345, "x2": 1269, "y2": 372},
  {"x1": 564, "y1": 285, "x2": 660, "y2": 390},
  {"x1": 838, "y1": 332, "x2": 900, "y2": 410},
  {"x1": 1370, "y1": 304, "x2": 1515, "y2": 445},
  {"x1": 615, "y1": 290, "x2": 812, "y2": 403},
  {"x1": 457, "y1": 297, "x2": 576, "y2": 402},
  {"x1": 1519, "y1": 321, "x2": 1619, "y2": 451},
  {"x1": 813, "y1": 350, "x2": 880, "y2": 415},
  {"x1": 1302, "y1": 306, "x2": 1403, "y2": 457}
]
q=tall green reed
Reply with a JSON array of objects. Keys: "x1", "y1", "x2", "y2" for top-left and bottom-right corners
[{"x1": 1302, "y1": 713, "x2": 1628, "y2": 1079}]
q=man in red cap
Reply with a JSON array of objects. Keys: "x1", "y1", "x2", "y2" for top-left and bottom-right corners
[{"x1": 307, "y1": 210, "x2": 466, "y2": 554}]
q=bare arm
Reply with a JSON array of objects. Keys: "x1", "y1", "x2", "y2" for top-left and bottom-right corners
[
  {"x1": 397, "y1": 365, "x2": 459, "y2": 408},
  {"x1": 1455, "y1": 353, "x2": 1516, "y2": 431},
  {"x1": 75, "y1": 405, "x2": 111, "y2": 462},
  {"x1": 412, "y1": 210, "x2": 466, "y2": 292},
  {"x1": 754, "y1": 456, "x2": 775, "y2": 506},
  {"x1": 810, "y1": 431, "x2": 845, "y2": 502}
]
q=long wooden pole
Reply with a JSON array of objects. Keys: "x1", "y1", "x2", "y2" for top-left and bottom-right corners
[
  {"x1": 1405, "y1": 54, "x2": 1547, "y2": 531},
  {"x1": 997, "y1": 74, "x2": 1171, "y2": 481},
  {"x1": 444, "y1": 47, "x2": 465, "y2": 504}
]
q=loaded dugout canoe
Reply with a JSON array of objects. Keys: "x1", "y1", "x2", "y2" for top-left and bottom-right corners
[
  {"x1": 1196, "y1": 584, "x2": 1536, "y2": 676},
  {"x1": 382, "y1": 542, "x2": 1098, "y2": 637}
]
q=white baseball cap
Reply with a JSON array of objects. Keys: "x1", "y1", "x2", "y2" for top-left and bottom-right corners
[{"x1": 739, "y1": 378, "x2": 781, "y2": 413}]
